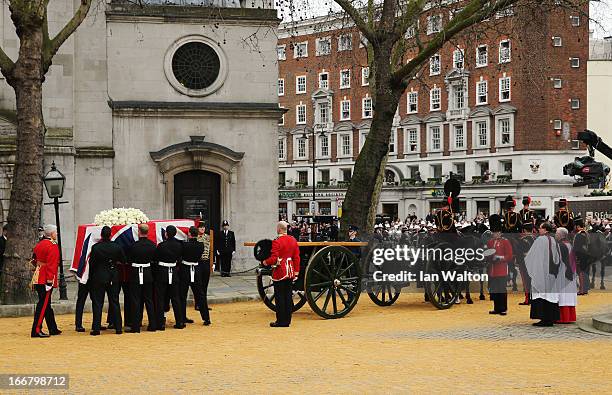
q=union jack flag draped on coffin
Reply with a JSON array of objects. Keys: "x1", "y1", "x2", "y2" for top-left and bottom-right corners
[{"x1": 70, "y1": 219, "x2": 196, "y2": 283}]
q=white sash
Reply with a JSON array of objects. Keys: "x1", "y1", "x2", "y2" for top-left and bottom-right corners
[
  {"x1": 159, "y1": 262, "x2": 177, "y2": 284},
  {"x1": 132, "y1": 263, "x2": 151, "y2": 285},
  {"x1": 183, "y1": 261, "x2": 198, "y2": 283}
]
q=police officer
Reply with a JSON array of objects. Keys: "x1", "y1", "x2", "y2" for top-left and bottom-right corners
[
  {"x1": 216, "y1": 220, "x2": 235, "y2": 277},
  {"x1": 154, "y1": 225, "x2": 185, "y2": 330},
  {"x1": 128, "y1": 223, "x2": 157, "y2": 333},
  {"x1": 89, "y1": 226, "x2": 126, "y2": 336},
  {"x1": 179, "y1": 226, "x2": 211, "y2": 326}
]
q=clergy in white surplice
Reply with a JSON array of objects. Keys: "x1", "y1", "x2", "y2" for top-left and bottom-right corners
[
  {"x1": 555, "y1": 227, "x2": 578, "y2": 323},
  {"x1": 525, "y1": 222, "x2": 561, "y2": 326}
]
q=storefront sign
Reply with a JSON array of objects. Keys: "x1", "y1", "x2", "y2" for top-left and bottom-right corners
[
  {"x1": 431, "y1": 189, "x2": 445, "y2": 197},
  {"x1": 279, "y1": 191, "x2": 346, "y2": 200}
]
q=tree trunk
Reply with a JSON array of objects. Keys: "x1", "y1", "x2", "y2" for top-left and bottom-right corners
[
  {"x1": 0, "y1": 28, "x2": 45, "y2": 304},
  {"x1": 340, "y1": 44, "x2": 401, "y2": 238},
  {"x1": 366, "y1": 154, "x2": 388, "y2": 233}
]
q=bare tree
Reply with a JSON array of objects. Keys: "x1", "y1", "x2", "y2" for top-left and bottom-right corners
[
  {"x1": 0, "y1": 0, "x2": 93, "y2": 304},
  {"x1": 280, "y1": 0, "x2": 590, "y2": 236}
]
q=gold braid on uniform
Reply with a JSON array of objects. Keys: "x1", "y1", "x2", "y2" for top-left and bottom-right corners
[
  {"x1": 558, "y1": 209, "x2": 569, "y2": 227},
  {"x1": 505, "y1": 211, "x2": 518, "y2": 229}
]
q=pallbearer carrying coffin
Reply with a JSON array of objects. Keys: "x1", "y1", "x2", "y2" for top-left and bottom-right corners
[
  {"x1": 127, "y1": 223, "x2": 157, "y2": 332},
  {"x1": 179, "y1": 226, "x2": 211, "y2": 326}
]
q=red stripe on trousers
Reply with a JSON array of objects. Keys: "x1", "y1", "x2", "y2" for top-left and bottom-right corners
[{"x1": 36, "y1": 289, "x2": 51, "y2": 334}]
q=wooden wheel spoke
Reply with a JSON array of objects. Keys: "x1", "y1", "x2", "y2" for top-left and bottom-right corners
[
  {"x1": 337, "y1": 259, "x2": 355, "y2": 278},
  {"x1": 336, "y1": 287, "x2": 349, "y2": 306},
  {"x1": 312, "y1": 288, "x2": 327, "y2": 302},
  {"x1": 331, "y1": 287, "x2": 338, "y2": 314},
  {"x1": 308, "y1": 280, "x2": 332, "y2": 289},
  {"x1": 322, "y1": 287, "x2": 333, "y2": 313}
]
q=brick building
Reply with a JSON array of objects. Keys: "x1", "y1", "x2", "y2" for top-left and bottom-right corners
[{"x1": 277, "y1": 3, "x2": 589, "y2": 221}]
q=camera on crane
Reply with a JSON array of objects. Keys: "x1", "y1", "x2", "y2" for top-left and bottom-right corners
[{"x1": 563, "y1": 130, "x2": 611, "y2": 187}]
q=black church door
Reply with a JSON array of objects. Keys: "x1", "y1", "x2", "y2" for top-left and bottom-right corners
[{"x1": 174, "y1": 170, "x2": 220, "y2": 233}]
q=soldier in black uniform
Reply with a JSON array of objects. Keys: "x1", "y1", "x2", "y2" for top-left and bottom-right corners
[
  {"x1": 179, "y1": 226, "x2": 211, "y2": 326},
  {"x1": 516, "y1": 222, "x2": 535, "y2": 305},
  {"x1": 573, "y1": 216, "x2": 590, "y2": 295},
  {"x1": 88, "y1": 226, "x2": 127, "y2": 335},
  {"x1": 501, "y1": 196, "x2": 520, "y2": 291},
  {"x1": 554, "y1": 198, "x2": 574, "y2": 232},
  {"x1": 128, "y1": 224, "x2": 157, "y2": 333},
  {"x1": 216, "y1": 220, "x2": 236, "y2": 277},
  {"x1": 519, "y1": 196, "x2": 534, "y2": 230},
  {"x1": 154, "y1": 225, "x2": 185, "y2": 330}
]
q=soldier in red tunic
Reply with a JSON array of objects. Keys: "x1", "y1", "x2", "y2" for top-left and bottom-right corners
[
  {"x1": 487, "y1": 215, "x2": 513, "y2": 316},
  {"x1": 31, "y1": 225, "x2": 61, "y2": 338},
  {"x1": 262, "y1": 221, "x2": 300, "y2": 327}
]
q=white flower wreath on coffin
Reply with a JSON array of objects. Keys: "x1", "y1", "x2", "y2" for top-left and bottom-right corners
[{"x1": 93, "y1": 208, "x2": 149, "y2": 226}]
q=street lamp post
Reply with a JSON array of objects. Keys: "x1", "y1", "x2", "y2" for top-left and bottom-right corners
[
  {"x1": 302, "y1": 124, "x2": 326, "y2": 215},
  {"x1": 43, "y1": 162, "x2": 68, "y2": 300}
]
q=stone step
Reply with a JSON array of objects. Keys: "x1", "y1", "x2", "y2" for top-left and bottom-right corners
[{"x1": 592, "y1": 314, "x2": 612, "y2": 333}]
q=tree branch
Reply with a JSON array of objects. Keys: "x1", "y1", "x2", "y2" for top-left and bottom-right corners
[
  {"x1": 334, "y1": 0, "x2": 376, "y2": 45},
  {"x1": 0, "y1": 46, "x2": 15, "y2": 78},
  {"x1": 43, "y1": 0, "x2": 92, "y2": 69},
  {"x1": 393, "y1": 0, "x2": 425, "y2": 38},
  {"x1": 391, "y1": 0, "x2": 519, "y2": 87}
]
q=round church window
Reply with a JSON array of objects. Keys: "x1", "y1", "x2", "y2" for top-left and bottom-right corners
[
  {"x1": 164, "y1": 35, "x2": 228, "y2": 97},
  {"x1": 171, "y1": 42, "x2": 220, "y2": 90}
]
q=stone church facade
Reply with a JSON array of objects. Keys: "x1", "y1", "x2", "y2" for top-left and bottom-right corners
[{"x1": 0, "y1": 1, "x2": 281, "y2": 270}]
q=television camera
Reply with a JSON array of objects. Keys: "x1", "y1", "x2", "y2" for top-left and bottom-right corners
[{"x1": 563, "y1": 130, "x2": 611, "y2": 187}]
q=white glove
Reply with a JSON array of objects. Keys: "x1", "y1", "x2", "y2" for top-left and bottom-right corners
[
  {"x1": 216, "y1": 251, "x2": 220, "y2": 256},
  {"x1": 232, "y1": 251, "x2": 235, "y2": 255},
  {"x1": 45, "y1": 284, "x2": 52, "y2": 292}
]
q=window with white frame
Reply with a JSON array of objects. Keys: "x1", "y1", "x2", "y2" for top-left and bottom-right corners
[
  {"x1": 453, "y1": 49, "x2": 464, "y2": 69},
  {"x1": 279, "y1": 104, "x2": 285, "y2": 125},
  {"x1": 361, "y1": 67, "x2": 369, "y2": 86},
  {"x1": 389, "y1": 130, "x2": 396, "y2": 153},
  {"x1": 296, "y1": 76, "x2": 306, "y2": 94},
  {"x1": 294, "y1": 42, "x2": 308, "y2": 58},
  {"x1": 340, "y1": 69, "x2": 351, "y2": 89},
  {"x1": 296, "y1": 104, "x2": 306, "y2": 124},
  {"x1": 570, "y1": 15, "x2": 580, "y2": 26},
  {"x1": 359, "y1": 131, "x2": 368, "y2": 150},
  {"x1": 498, "y1": 118, "x2": 512, "y2": 145},
  {"x1": 277, "y1": 45, "x2": 286, "y2": 60},
  {"x1": 553, "y1": 119, "x2": 562, "y2": 130},
  {"x1": 476, "y1": 120, "x2": 488, "y2": 147},
  {"x1": 362, "y1": 97, "x2": 373, "y2": 118},
  {"x1": 319, "y1": 72, "x2": 328, "y2": 89},
  {"x1": 499, "y1": 40, "x2": 511, "y2": 63},
  {"x1": 278, "y1": 78, "x2": 285, "y2": 96},
  {"x1": 405, "y1": 23, "x2": 416, "y2": 39},
  {"x1": 320, "y1": 134, "x2": 329, "y2": 157},
  {"x1": 553, "y1": 78, "x2": 562, "y2": 89},
  {"x1": 340, "y1": 100, "x2": 350, "y2": 120},
  {"x1": 430, "y1": 126, "x2": 441, "y2": 151},
  {"x1": 316, "y1": 37, "x2": 331, "y2": 56},
  {"x1": 570, "y1": 57, "x2": 580, "y2": 68},
  {"x1": 552, "y1": 36, "x2": 563, "y2": 47},
  {"x1": 278, "y1": 138, "x2": 285, "y2": 159},
  {"x1": 430, "y1": 88, "x2": 441, "y2": 111},
  {"x1": 454, "y1": 124, "x2": 465, "y2": 149},
  {"x1": 427, "y1": 15, "x2": 442, "y2": 35},
  {"x1": 430, "y1": 54, "x2": 441, "y2": 75},
  {"x1": 317, "y1": 102, "x2": 329, "y2": 124},
  {"x1": 476, "y1": 45, "x2": 488, "y2": 67},
  {"x1": 476, "y1": 80, "x2": 488, "y2": 105},
  {"x1": 571, "y1": 98, "x2": 580, "y2": 109},
  {"x1": 452, "y1": 85, "x2": 465, "y2": 109},
  {"x1": 499, "y1": 76, "x2": 511, "y2": 102},
  {"x1": 297, "y1": 138, "x2": 307, "y2": 158},
  {"x1": 338, "y1": 34, "x2": 352, "y2": 51},
  {"x1": 407, "y1": 91, "x2": 418, "y2": 113},
  {"x1": 406, "y1": 128, "x2": 419, "y2": 152},
  {"x1": 341, "y1": 134, "x2": 351, "y2": 156}
]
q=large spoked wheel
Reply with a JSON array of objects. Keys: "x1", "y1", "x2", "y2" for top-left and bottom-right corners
[
  {"x1": 304, "y1": 246, "x2": 362, "y2": 319},
  {"x1": 424, "y1": 246, "x2": 460, "y2": 309},
  {"x1": 367, "y1": 283, "x2": 401, "y2": 306},
  {"x1": 256, "y1": 266, "x2": 307, "y2": 313}
]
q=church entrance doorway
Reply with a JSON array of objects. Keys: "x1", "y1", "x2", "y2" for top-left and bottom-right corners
[{"x1": 174, "y1": 170, "x2": 220, "y2": 233}]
